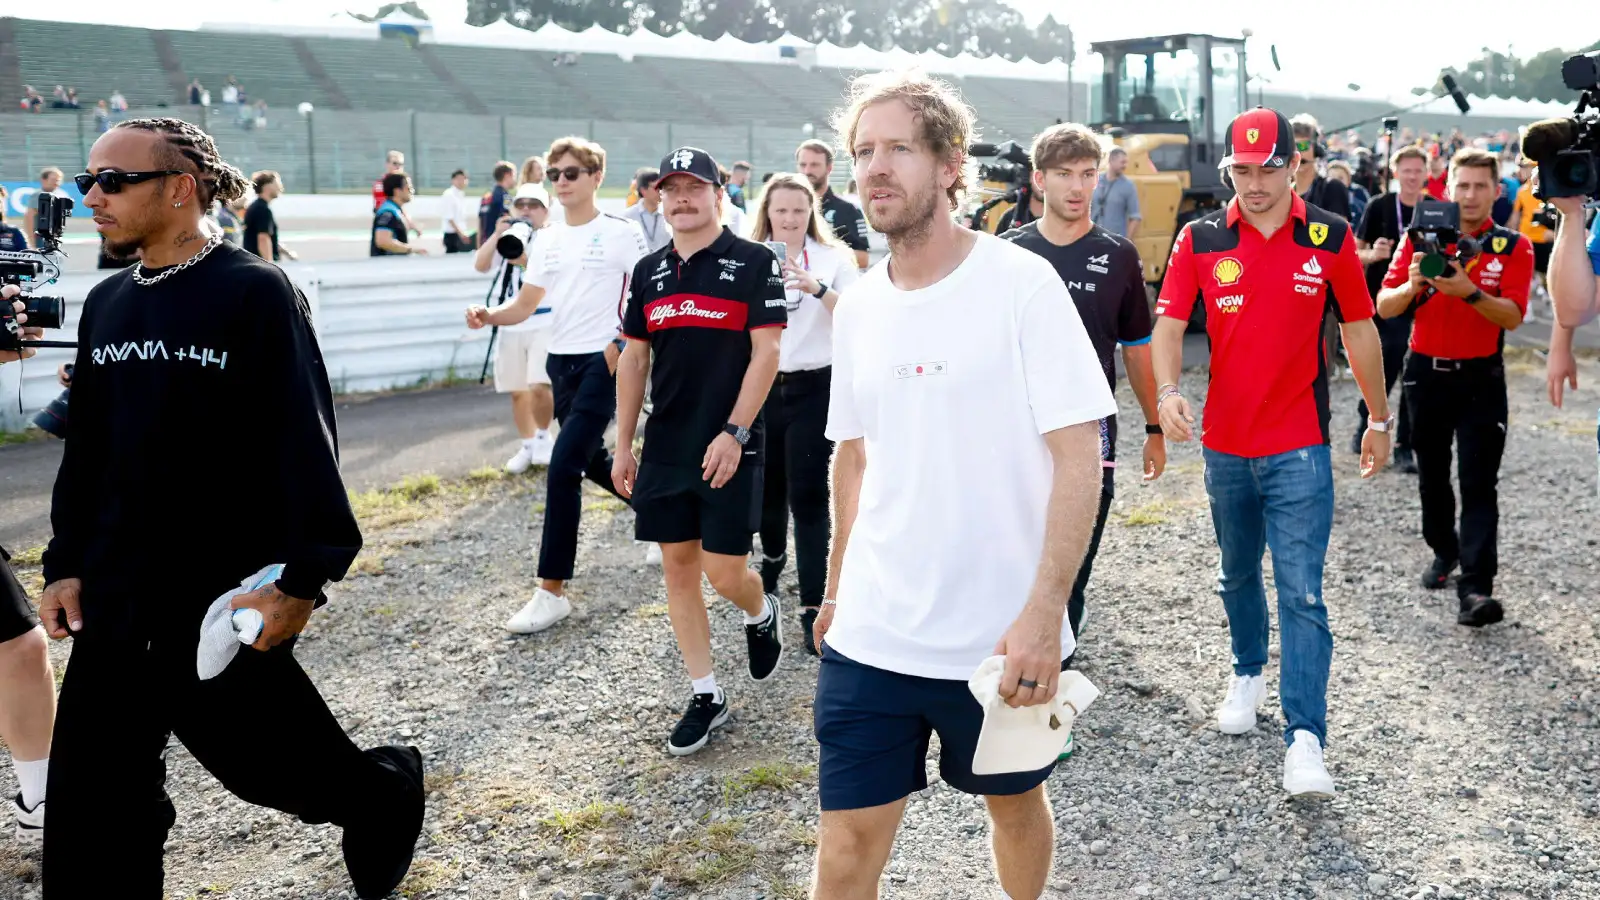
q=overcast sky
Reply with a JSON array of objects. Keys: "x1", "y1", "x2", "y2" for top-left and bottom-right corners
[{"x1": 33, "y1": 0, "x2": 1590, "y2": 99}]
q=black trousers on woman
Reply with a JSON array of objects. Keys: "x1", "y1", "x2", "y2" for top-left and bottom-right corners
[{"x1": 758, "y1": 367, "x2": 833, "y2": 607}]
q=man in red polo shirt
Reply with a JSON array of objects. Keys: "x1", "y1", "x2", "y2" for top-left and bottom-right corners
[
  {"x1": 1153, "y1": 107, "x2": 1394, "y2": 800},
  {"x1": 1376, "y1": 148, "x2": 1531, "y2": 628}
]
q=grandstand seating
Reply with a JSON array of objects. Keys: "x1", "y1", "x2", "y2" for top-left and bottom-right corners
[
  {"x1": 298, "y1": 36, "x2": 464, "y2": 114},
  {"x1": 161, "y1": 30, "x2": 332, "y2": 111},
  {"x1": 11, "y1": 19, "x2": 172, "y2": 109}
]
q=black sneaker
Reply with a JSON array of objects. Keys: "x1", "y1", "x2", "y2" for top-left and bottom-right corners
[
  {"x1": 746, "y1": 593, "x2": 783, "y2": 681},
  {"x1": 667, "y1": 691, "x2": 730, "y2": 757},
  {"x1": 799, "y1": 606, "x2": 819, "y2": 657},
  {"x1": 1395, "y1": 446, "x2": 1418, "y2": 474},
  {"x1": 1421, "y1": 557, "x2": 1457, "y2": 590},
  {"x1": 1458, "y1": 594, "x2": 1505, "y2": 628},
  {"x1": 1348, "y1": 431, "x2": 1364, "y2": 455},
  {"x1": 342, "y1": 745, "x2": 424, "y2": 900},
  {"x1": 759, "y1": 553, "x2": 786, "y2": 595}
]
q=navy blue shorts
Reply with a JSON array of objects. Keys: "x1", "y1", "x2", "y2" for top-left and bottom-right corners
[{"x1": 813, "y1": 646, "x2": 1056, "y2": 811}]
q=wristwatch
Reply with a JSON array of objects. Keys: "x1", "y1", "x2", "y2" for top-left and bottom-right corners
[
  {"x1": 723, "y1": 423, "x2": 751, "y2": 446},
  {"x1": 1145, "y1": 423, "x2": 1165, "y2": 436},
  {"x1": 1464, "y1": 288, "x2": 1486, "y2": 305},
  {"x1": 1367, "y1": 414, "x2": 1398, "y2": 434},
  {"x1": 813, "y1": 281, "x2": 829, "y2": 299}
]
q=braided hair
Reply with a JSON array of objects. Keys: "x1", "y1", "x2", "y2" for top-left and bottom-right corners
[{"x1": 110, "y1": 117, "x2": 248, "y2": 207}]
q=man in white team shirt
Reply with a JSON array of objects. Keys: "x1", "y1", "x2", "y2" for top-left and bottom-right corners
[
  {"x1": 466, "y1": 136, "x2": 649, "y2": 634},
  {"x1": 811, "y1": 70, "x2": 1113, "y2": 900}
]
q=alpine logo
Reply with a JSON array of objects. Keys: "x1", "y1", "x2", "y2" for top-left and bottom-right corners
[
  {"x1": 645, "y1": 294, "x2": 749, "y2": 331},
  {"x1": 1088, "y1": 254, "x2": 1109, "y2": 265},
  {"x1": 1086, "y1": 253, "x2": 1110, "y2": 275}
]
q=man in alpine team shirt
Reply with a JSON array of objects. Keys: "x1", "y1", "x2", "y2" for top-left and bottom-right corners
[
  {"x1": 811, "y1": 71, "x2": 1113, "y2": 900},
  {"x1": 612, "y1": 147, "x2": 786, "y2": 757},
  {"x1": 464, "y1": 137, "x2": 648, "y2": 635},
  {"x1": 796, "y1": 139, "x2": 870, "y2": 268},
  {"x1": 1001, "y1": 122, "x2": 1164, "y2": 650},
  {"x1": 1153, "y1": 107, "x2": 1393, "y2": 799}
]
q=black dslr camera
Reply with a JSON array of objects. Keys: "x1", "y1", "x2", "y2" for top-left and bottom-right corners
[
  {"x1": 966, "y1": 140, "x2": 1035, "y2": 230},
  {"x1": 1, "y1": 192, "x2": 75, "y2": 353},
  {"x1": 1408, "y1": 199, "x2": 1480, "y2": 280},
  {"x1": 1525, "y1": 51, "x2": 1599, "y2": 201}
]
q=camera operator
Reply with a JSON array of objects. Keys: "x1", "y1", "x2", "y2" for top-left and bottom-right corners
[
  {"x1": 994, "y1": 185, "x2": 1042, "y2": 233},
  {"x1": 1351, "y1": 145, "x2": 1429, "y2": 472},
  {"x1": 36, "y1": 118, "x2": 423, "y2": 899},
  {"x1": 1376, "y1": 148, "x2": 1532, "y2": 628},
  {"x1": 1292, "y1": 115, "x2": 1351, "y2": 220}
]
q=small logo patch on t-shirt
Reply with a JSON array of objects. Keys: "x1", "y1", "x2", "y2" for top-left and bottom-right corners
[{"x1": 894, "y1": 360, "x2": 947, "y2": 379}]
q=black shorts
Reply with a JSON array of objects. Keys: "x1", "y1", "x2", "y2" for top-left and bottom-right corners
[
  {"x1": 443, "y1": 232, "x2": 475, "y2": 254},
  {"x1": 632, "y1": 460, "x2": 762, "y2": 556},
  {"x1": 0, "y1": 547, "x2": 41, "y2": 643},
  {"x1": 1533, "y1": 240, "x2": 1552, "y2": 274}
]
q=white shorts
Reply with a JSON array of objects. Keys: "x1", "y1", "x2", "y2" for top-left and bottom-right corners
[{"x1": 493, "y1": 328, "x2": 553, "y2": 392}]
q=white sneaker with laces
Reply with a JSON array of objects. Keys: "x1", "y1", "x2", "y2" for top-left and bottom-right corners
[
  {"x1": 13, "y1": 794, "x2": 42, "y2": 844},
  {"x1": 1283, "y1": 730, "x2": 1336, "y2": 798},
  {"x1": 643, "y1": 542, "x2": 663, "y2": 565},
  {"x1": 1216, "y1": 673, "x2": 1266, "y2": 735},
  {"x1": 505, "y1": 588, "x2": 571, "y2": 634},
  {"x1": 504, "y1": 445, "x2": 535, "y2": 475},
  {"x1": 527, "y1": 433, "x2": 554, "y2": 466}
]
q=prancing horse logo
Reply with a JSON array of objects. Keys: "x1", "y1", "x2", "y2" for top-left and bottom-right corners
[
  {"x1": 670, "y1": 150, "x2": 695, "y2": 170},
  {"x1": 1246, "y1": 127, "x2": 1260, "y2": 144}
]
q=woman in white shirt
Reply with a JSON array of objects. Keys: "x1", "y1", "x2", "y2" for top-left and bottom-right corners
[{"x1": 747, "y1": 173, "x2": 860, "y2": 655}]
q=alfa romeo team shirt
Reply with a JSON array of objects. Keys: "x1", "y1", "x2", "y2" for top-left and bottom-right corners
[
  {"x1": 1157, "y1": 193, "x2": 1374, "y2": 458},
  {"x1": 622, "y1": 227, "x2": 786, "y2": 467}
]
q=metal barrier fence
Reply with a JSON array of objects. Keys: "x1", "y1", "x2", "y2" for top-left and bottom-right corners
[{"x1": 0, "y1": 106, "x2": 834, "y2": 193}]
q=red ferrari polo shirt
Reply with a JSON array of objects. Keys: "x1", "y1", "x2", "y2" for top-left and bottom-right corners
[
  {"x1": 1158, "y1": 193, "x2": 1375, "y2": 458},
  {"x1": 1381, "y1": 221, "x2": 1532, "y2": 359}
]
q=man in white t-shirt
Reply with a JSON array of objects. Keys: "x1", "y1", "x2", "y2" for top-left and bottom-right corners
[
  {"x1": 466, "y1": 137, "x2": 649, "y2": 635},
  {"x1": 812, "y1": 71, "x2": 1114, "y2": 900},
  {"x1": 441, "y1": 169, "x2": 478, "y2": 253}
]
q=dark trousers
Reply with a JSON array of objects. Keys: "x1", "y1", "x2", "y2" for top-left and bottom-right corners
[
  {"x1": 1068, "y1": 466, "x2": 1116, "y2": 638},
  {"x1": 44, "y1": 626, "x2": 420, "y2": 898},
  {"x1": 443, "y1": 232, "x2": 475, "y2": 253},
  {"x1": 1402, "y1": 353, "x2": 1507, "y2": 599},
  {"x1": 538, "y1": 351, "x2": 626, "y2": 581},
  {"x1": 1356, "y1": 312, "x2": 1413, "y2": 448},
  {"x1": 758, "y1": 368, "x2": 833, "y2": 606}
]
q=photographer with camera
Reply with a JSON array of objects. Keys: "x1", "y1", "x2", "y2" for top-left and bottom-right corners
[
  {"x1": 35, "y1": 118, "x2": 424, "y2": 899},
  {"x1": 1376, "y1": 148, "x2": 1532, "y2": 628}
]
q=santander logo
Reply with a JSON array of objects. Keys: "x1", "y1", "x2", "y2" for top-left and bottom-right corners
[{"x1": 649, "y1": 299, "x2": 730, "y2": 325}]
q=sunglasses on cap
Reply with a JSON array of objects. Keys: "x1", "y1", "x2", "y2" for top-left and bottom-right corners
[
  {"x1": 547, "y1": 166, "x2": 598, "y2": 183},
  {"x1": 512, "y1": 199, "x2": 543, "y2": 208},
  {"x1": 74, "y1": 170, "x2": 184, "y2": 194}
]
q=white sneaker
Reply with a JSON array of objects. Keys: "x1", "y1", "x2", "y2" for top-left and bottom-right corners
[
  {"x1": 1283, "y1": 730, "x2": 1336, "y2": 798},
  {"x1": 13, "y1": 794, "x2": 42, "y2": 844},
  {"x1": 1216, "y1": 673, "x2": 1266, "y2": 735},
  {"x1": 643, "y1": 542, "x2": 663, "y2": 565},
  {"x1": 505, "y1": 588, "x2": 571, "y2": 634},
  {"x1": 504, "y1": 445, "x2": 535, "y2": 475},
  {"x1": 526, "y1": 433, "x2": 554, "y2": 466}
]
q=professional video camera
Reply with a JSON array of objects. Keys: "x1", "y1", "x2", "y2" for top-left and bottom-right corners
[
  {"x1": 966, "y1": 140, "x2": 1034, "y2": 231},
  {"x1": 0, "y1": 193, "x2": 75, "y2": 352},
  {"x1": 1524, "y1": 50, "x2": 1599, "y2": 200},
  {"x1": 1408, "y1": 199, "x2": 1480, "y2": 280}
]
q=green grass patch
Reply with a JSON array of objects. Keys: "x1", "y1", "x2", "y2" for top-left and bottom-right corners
[
  {"x1": 540, "y1": 801, "x2": 631, "y2": 839},
  {"x1": 584, "y1": 496, "x2": 629, "y2": 513},
  {"x1": 466, "y1": 466, "x2": 504, "y2": 484},
  {"x1": 0, "y1": 429, "x2": 47, "y2": 447},
  {"x1": 1121, "y1": 499, "x2": 1174, "y2": 526},
  {"x1": 639, "y1": 819, "x2": 759, "y2": 887},
  {"x1": 7, "y1": 545, "x2": 43, "y2": 567},
  {"x1": 634, "y1": 602, "x2": 669, "y2": 619},
  {"x1": 723, "y1": 762, "x2": 813, "y2": 803}
]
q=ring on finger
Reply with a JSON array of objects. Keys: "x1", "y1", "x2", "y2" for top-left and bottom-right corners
[{"x1": 1018, "y1": 678, "x2": 1040, "y2": 690}]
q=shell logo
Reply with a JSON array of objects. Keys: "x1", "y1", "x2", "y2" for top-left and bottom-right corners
[{"x1": 1212, "y1": 257, "x2": 1243, "y2": 286}]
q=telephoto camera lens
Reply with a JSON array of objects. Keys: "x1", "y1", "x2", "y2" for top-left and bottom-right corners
[
  {"x1": 23, "y1": 295, "x2": 65, "y2": 330},
  {"x1": 496, "y1": 221, "x2": 535, "y2": 260}
]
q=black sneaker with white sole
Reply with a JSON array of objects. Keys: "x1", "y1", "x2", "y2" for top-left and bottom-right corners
[
  {"x1": 746, "y1": 593, "x2": 783, "y2": 680},
  {"x1": 13, "y1": 793, "x2": 42, "y2": 844},
  {"x1": 668, "y1": 691, "x2": 730, "y2": 756}
]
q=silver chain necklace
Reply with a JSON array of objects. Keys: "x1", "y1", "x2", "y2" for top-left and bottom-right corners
[{"x1": 132, "y1": 237, "x2": 223, "y2": 287}]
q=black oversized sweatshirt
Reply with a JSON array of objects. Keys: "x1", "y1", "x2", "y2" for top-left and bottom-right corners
[{"x1": 41, "y1": 242, "x2": 361, "y2": 635}]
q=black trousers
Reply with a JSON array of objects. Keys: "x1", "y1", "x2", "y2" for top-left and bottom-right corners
[
  {"x1": 1356, "y1": 312, "x2": 1413, "y2": 448},
  {"x1": 44, "y1": 624, "x2": 421, "y2": 898},
  {"x1": 443, "y1": 232, "x2": 475, "y2": 253},
  {"x1": 539, "y1": 351, "x2": 626, "y2": 581},
  {"x1": 1068, "y1": 466, "x2": 1116, "y2": 638},
  {"x1": 758, "y1": 368, "x2": 833, "y2": 606},
  {"x1": 1402, "y1": 353, "x2": 1507, "y2": 599}
]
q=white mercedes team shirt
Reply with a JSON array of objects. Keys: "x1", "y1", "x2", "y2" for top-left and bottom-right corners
[
  {"x1": 525, "y1": 212, "x2": 649, "y2": 354},
  {"x1": 824, "y1": 231, "x2": 1117, "y2": 680}
]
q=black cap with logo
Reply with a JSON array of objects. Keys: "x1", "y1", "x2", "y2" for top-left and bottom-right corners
[{"x1": 658, "y1": 147, "x2": 723, "y2": 187}]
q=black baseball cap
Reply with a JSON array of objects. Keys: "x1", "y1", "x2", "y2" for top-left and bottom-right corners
[
  {"x1": 658, "y1": 147, "x2": 722, "y2": 187},
  {"x1": 1219, "y1": 107, "x2": 1295, "y2": 169}
]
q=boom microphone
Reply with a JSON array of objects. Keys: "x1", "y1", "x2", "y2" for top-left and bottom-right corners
[
  {"x1": 968, "y1": 142, "x2": 1000, "y2": 157},
  {"x1": 1440, "y1": 74, "x2": 1471, "y2": 114},
  {"x1": 1523, "y1": 117, "x2": 1581, "y2": 162}
]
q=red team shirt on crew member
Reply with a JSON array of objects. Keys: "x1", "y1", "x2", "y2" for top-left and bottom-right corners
[
  {"x1": 1157, "y1": 193, "x2": 1374, "y2": 458},
  {"x1": 1380, "y1": 222, "x2": 1533, "y2": 360}
]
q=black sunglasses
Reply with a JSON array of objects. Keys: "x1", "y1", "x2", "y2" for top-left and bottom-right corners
[
  {"x1": 547, "y1": 166, "x2": 597, "y2": 183},
  {"x1": 74, "y1": 170, "x2": 184, "y2": 194}
]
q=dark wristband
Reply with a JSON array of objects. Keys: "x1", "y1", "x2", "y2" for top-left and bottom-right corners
[
  {"x1": 1465, "y1": 288, "x2": 1485, "y2": 305},
  {"x1": 1145, "y1": 424, "x2": 1165, "y2": 436},
  {"x1": 813, "y1": 281, "x2": 829, "y2": 299}
]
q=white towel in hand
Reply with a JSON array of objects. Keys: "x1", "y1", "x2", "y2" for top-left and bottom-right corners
[
  {"x1": 196, "y1": 564, "x2": 281, "y2": 680},
  {"x1": 967, "y1": 655, "x2": 1100, "y2": 775}
]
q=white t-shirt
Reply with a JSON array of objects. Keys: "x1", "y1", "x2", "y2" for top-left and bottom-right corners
[
  {"x1": 441, "y1": 186, "x2": 478, "y2": 236},
  {"x1": 823, "y1": 231, "x2": 1117, "y2": 681},
  {"x1": 526, "y1": 212, "x2": 648, "y2": 354},
  {"x1": 779, "y1": 237, "x2": 858, "y2": 373}
]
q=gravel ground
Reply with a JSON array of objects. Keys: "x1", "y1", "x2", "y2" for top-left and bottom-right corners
[{"x1": 3, "y1": 351, "x2": 1599, "y2": 900}]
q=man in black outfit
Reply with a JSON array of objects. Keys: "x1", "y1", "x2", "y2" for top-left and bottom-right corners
[
  {"x1": 36, "y1": 118, "x2": 423, "y2": 900},
  {"x1": 796, "y1": 139, "x2": 870, "y2": 269},
  {"x1": 1352, "y1": 144, "x2": 1429, "y2": 471},
  {"x1": 1001, "y1": 123, "x2": 1165, "y2": 645},
  {"x1": 1291, "y1": 115, "x2": 1351, "y2": 220},
  {"x1": 243, "y1": 169, "x2": 295, "y2": 262}
]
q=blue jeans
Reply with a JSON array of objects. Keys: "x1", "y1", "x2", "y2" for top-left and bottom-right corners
[{"x1": 1202, "y1": 445, "x2": 1334, "y2": 747}]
